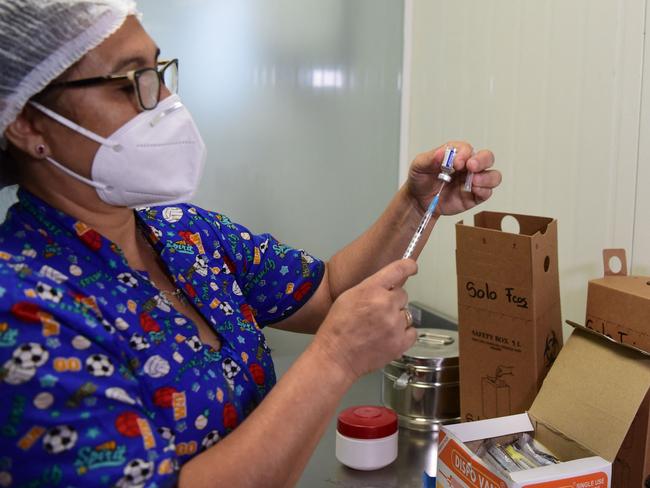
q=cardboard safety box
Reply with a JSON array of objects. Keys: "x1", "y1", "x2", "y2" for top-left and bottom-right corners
[
  {"x1": 456, "y1": 212, "x2": 563, "y2": 422},
  {"x1": 576, "y1": 248, "x2": 650, "y2": 354},
  {"x1": 436, "y1": 326, "x2": 650, "y2": 488},
  {"x1": 566, "y1": 249, "x2": 650, "y2": 487}
]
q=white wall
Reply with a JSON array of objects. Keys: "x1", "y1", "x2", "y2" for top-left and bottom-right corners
[{"x1": 403, "y1": 0, "x2": 649, "y2": 335}]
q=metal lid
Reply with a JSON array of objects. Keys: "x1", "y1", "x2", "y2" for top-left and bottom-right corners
[
  {"x1": 396, "y1": 413, "x2": 461, "y2": 432},
  {"x1": 398, "y1": 328, "x2": 459, "y2": 368}
]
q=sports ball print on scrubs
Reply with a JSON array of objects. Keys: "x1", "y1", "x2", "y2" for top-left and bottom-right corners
[{"x1": 0, "y1": 189, "x2": 324, "y2": 486}]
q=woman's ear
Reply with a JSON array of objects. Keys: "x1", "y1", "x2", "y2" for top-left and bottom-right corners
[{"x1": 4, "y1": 108, "x2": 50, "y2": 160}]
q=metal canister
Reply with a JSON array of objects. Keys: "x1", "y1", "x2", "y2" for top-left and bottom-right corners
[{"x1": 381, "y1": 328, "x2": 460, "y2": 431}]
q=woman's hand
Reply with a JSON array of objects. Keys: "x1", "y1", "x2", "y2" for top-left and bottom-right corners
[
  {"x1": 406, "y1": 141, "x2": 501, "y2": 216},
  {"x1": 312, "y1": 259, "x2": 418, "y2": 382}
]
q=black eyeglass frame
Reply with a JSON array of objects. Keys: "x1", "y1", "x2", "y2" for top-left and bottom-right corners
[{"x1": 42, "y1": 59, "x2": 179, "y2": 111}]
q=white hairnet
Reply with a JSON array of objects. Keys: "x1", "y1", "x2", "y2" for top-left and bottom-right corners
[{"x1": 0, "y1": 0, "x2": 139, "y2": 138}]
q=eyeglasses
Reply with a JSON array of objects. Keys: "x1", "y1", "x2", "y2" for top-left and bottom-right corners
[{"x1": 44, "y1": 59, "x2": 179, "y2": 111}]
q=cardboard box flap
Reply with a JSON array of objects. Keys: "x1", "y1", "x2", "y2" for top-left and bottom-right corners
[
  {"x1": 444, "y1": 413, "x2": 533, "y2": 442},
  {"x1": 529, "y1": 328, "x2": 650, "y2": 461},
  {"x1": 566, "y1": 320, "x2": 650, "y2": 357},
  {"x1": 473, "y1": 211, "x2": 554, "y2": 236}
]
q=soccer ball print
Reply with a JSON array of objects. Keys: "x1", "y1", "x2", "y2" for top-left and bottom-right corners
[
  {"x1": 116, "y1": 458, "x2": 154, "y2": 487},
  {"x1": 35, "y1": 281, "x2": 63, "y2": 303},
  {"x1": 0, "y1": 194, "x2": 324, "y2": 486},
  {"x1": 128, "y1": 333, "x2": 150, "y2": 351},
  {"x1": 42, "y1": 425, "x2": 78, "y2": 454},
  {"x1": 85, "y1": 354, "x2": 114, "y2": 377},
  {"x1": 12, "y1": 342, "x2": 48, "y2": 369},
  {"x1": 201, "y1": 430, "x2": 220, "y2": 450},
  {"x1": 222, "y1": 358, "x2": 241, "y2": 382},
  {"x1": 117, "y1": 272, "x2": 139, "y2": 288},
  {"x1": 185, "y1": 336, "x2": 203, "y2": 353}
]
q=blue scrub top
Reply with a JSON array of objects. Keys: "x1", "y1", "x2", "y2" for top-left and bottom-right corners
[{"x1": 0, "y1": 189, "x2": 324, "y2": 487}]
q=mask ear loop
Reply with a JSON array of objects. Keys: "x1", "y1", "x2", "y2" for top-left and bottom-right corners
[
  {"x1": 43, "y1": 155, "x2": 110, "y2": 190},
  {"x1": 29, "y1": 101, "x2": 122, "y2": 151},
  {"x1": 28, "y1": 101, "x2": 113, "y2": 190}
]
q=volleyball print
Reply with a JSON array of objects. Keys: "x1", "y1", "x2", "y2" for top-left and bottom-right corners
[
  {"x1": 162, "y1": 207, "x2": 183, "y2": 223},
  {"x1": 1, "y1": 358, "x2": 36, "y2": 385},
  {"x1": 143, "y1": 355, "x2": 170, "y2": 378}
]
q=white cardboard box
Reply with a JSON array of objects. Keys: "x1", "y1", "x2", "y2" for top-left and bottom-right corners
[{"x1": 437, "y1": 328, "x2": 650, "y2": 488}]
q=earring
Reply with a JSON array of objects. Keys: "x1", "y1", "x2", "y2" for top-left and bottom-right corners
[{"x1": 35, "y1": 144, "x2": 46, "y2": 156}]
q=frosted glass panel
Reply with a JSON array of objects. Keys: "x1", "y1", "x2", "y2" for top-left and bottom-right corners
[{"x1": 137, "y1": 0, "x2": 404, "y2": 259}]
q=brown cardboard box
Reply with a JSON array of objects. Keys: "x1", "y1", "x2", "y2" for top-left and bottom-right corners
[
  {"x1": 529, "y1": 326, "x2": 650, "y2": 467},
  {"x1": 438, "y1": 327, "x2": 650, "y2": 488},
  {"x1": 583, "y1": 249, "x2": 650, "y2": 353},
  {"x1": 566, "y1": 249, "x2": 650, "y2": 487},
  {"x1": 456, "y1": 212, "x2": 563, "y2": 423},
  {"x1": 615, "y1": 391, "x2": 650, "y2": 487}
]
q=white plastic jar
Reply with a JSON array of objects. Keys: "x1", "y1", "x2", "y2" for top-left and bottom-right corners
[{"x1": 335, "y1": 405, "x2": 398, "y2": 471}]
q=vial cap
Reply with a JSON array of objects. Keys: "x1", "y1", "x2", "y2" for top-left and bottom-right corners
[{"x1": 337, "y1": 405, "x2": 398, "y2": 439}]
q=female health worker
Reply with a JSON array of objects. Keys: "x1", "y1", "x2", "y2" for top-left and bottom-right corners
[{"x1": 0, "y1": 1, "x2": 501, "y2": 486}]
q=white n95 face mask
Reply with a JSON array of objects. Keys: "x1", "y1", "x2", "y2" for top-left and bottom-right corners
[{"x1": 29, "y1": 94, "x2": 206, "y2": 208}]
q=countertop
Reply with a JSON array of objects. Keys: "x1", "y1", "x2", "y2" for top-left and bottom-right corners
[
  {"x1": 298, "y1": 371, "x2": 439, "y2": 488},
  {"x1": 267, "y1": 327, "x2": 442, "y2": 488}
]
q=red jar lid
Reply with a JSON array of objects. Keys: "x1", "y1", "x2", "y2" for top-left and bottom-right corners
[{"x1": 337, "y1": 405, "x2": 398, "y2": 439}]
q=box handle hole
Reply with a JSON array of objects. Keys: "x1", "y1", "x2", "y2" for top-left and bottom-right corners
[
  {"x1": 544, "y1": 256, "x2": 550, "y2": 272},
  {"x1": 500, "y1": 215, "x2": 520, "y2": 235},
  {"x1": 608, "y1": 256, "x2": 623, "y2": 274},
  {"x1": 602, "y1": 249, "x2": 628, "y2": 276}
]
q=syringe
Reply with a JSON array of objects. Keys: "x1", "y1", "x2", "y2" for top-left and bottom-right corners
[{"x1": 402, "y1": 146, "x2": 457, "y2": 260}]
